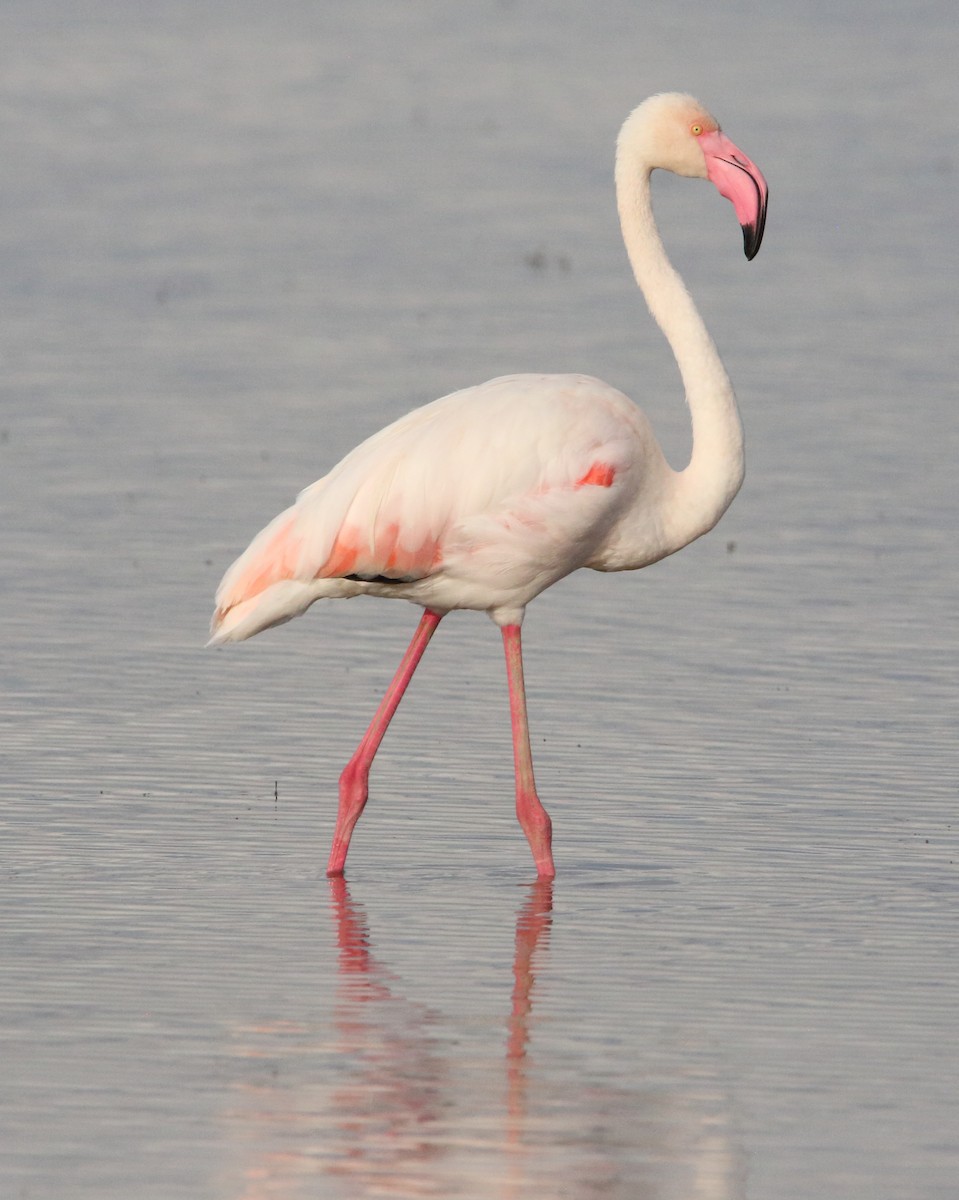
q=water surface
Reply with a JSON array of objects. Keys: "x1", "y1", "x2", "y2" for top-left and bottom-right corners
[{"x1": 2, "y1": 3, "x2": 957, "y2": 1198}]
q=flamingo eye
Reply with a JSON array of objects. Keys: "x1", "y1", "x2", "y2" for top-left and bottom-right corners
[{"x1": 690, "y1": 122, "x2": 703, "y2": 136}]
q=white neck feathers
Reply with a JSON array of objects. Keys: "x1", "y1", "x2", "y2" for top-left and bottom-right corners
[{"x1": 615, "y1": 139, "x2": 745, "y2": 548}]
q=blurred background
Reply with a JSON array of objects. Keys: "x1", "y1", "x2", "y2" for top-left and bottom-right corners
[{"x1": 1, "y1": 3, "x2": 956, "y2": 1198}]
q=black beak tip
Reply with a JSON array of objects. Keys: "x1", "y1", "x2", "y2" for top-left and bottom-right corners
[
  {"x1": 743, "y1": 227, "x2": 759, "y2": 260},
  {"x1": 742, "y1": 195, "x2": 768, "y2": 261}
]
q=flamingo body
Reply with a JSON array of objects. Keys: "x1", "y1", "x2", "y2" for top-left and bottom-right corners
[
  {"x1": 210, "y1": 93, "x2": 769, "y2": 878},
  {"x1": 211, "y1": 373, "x2": 667, "y2": 642}
]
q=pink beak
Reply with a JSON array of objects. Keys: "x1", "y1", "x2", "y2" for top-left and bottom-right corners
[{"x1": 698, "y1": 130, "x2": 768, "y2": 260}]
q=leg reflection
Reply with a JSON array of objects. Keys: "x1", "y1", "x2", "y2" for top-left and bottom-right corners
[
  {"x1": 326, "y1": 877, "x2": 449, "y2": 1195},
  {"x1": 504, "y1": 879, "x2": 554, "y2": 1198},
  {"x1": 225, "y1": 878, "x2": 743, "y2": 1200}
]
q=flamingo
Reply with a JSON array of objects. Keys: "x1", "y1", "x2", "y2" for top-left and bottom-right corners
[{"x1": 209, "y1": 92, "x2": 768, "y2": 880}]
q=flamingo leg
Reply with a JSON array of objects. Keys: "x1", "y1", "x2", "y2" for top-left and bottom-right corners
[
  {"x1": 502, "y1": 624, "x2": 555, "y2": 879},
  {"x1": 326, "y1": 608, "x2": 443, "y2": 876}
]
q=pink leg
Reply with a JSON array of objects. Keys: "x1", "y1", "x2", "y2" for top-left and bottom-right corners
[
  {"x1": 502, "y1": 624, "x2": 555, "y2": 879},
  {"x1": 326, "y1": 608, "x2": 443, "y2": 876}
]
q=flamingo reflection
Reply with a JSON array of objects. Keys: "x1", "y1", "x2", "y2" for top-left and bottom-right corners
[{"x1": 226, "y1": 878, "x2": 743, "y2": 1199}]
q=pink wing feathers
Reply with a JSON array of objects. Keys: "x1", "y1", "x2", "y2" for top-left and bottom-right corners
[{"x1": 209, "y1": 374, "x2": 644, "y2": 644}]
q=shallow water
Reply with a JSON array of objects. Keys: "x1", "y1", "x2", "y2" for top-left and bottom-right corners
[{"x1": 2, "y1": 2, "x2": 957, "y2": 1197}]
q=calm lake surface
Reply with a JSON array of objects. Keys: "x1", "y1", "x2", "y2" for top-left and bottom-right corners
[{"x1": 2, "y1": 2, "x2": 957, "y2": 1197}]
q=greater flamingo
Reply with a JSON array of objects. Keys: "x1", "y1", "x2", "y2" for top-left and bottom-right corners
[{"x1": 210, "y1": 93, "x2": 768, "y2": 879}]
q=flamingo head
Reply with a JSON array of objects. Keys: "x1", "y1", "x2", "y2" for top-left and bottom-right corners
[{"x1": 622, "y1": 92, "x2": 769, "y2": 260}]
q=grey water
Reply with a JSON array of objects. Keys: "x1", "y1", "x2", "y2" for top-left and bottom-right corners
[{"x1": 2, "y1": 2, "x2": 957, "y2": 1197}]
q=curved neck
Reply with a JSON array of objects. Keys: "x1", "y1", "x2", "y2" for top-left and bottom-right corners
[{"x1": 615, "y1": 157, "x2": 745, "y2": 543}]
